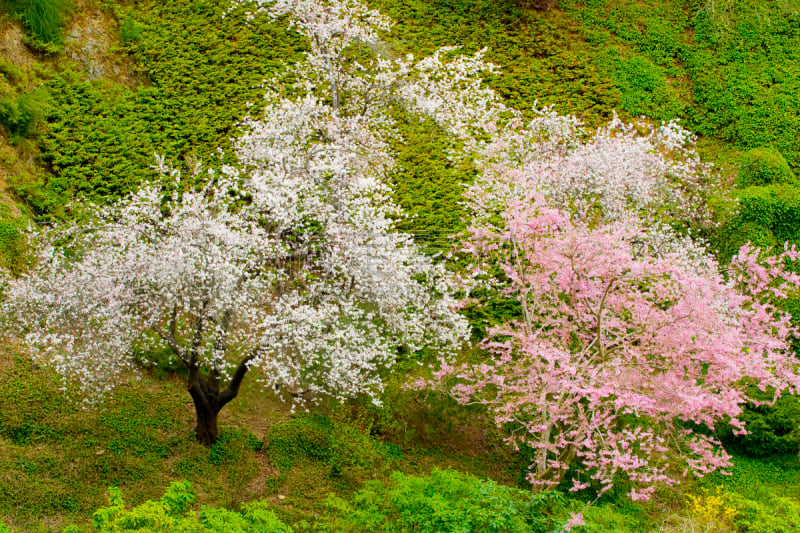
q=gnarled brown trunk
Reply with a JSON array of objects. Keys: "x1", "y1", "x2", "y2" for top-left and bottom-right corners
[
  {"x1": 156, "y1": 307, "x2": 257, "y2": 445},
  {"x1": 187, "y1": 355, "x2": 253, "y2": 445},
  {"x1": 193, "y1": 395, "x2": 220, "y2": 446},
  {"x1": 188, "y1": 369, "x2": 223, "y2": 445}
]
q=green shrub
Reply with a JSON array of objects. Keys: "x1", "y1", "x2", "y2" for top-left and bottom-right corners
[
  {"x1": 74, "y1": 481, "x2": 293, "y2": 532},
  {"x1": 371, "y1": 0, "x2": 619, "y2": 127},
  {"x1": 737, "y1": 148, "x2": 798, "y2": 188},
  {"x1": 579, "y1": 501, "x2": 649, "y2": 533},
  {"x1": 267, "y1": 415, "x2": 333, "y2": 471},
  {"x1": 119, "y1": 16, "x2": 145, "y2": 44},
  {"x1": 717, "y1": 388, "x2": 800, "y2": 458},
  {"x1": 322, "y1": 469, "x2": 565, "y2": 533},
  {"x1": 0, "y1": 58, "x2": 23, "y2": 82},
  {"x1": 715, "y1": 184, "x2": 800, "y2": 260},
  {"x1": 600, "y1": 52, "x2": 685, "y2": 121},
  {"x1": 0, "y1": 88, "x2": 50, "y2": 139},
  {"x1": 36, "y1": 0, "x2": 305, "y2": 208}
]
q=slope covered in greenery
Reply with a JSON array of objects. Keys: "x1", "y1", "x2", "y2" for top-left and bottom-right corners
[{"x1": 2, "y1": 0, "x2": 800, "y2": 532}]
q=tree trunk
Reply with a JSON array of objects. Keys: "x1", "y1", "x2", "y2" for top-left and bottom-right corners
[
  {"x1": 186, "y1": 355, "x2": 253, "y2": 445},
  {"x1": 192, "y1": 395, "x2": 220, "y2": 446},
  {"x1": 188, "y1": 370, "x2": 222, "y2": 446}
]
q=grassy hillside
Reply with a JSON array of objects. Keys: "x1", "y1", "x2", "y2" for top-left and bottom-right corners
[
  {"x1": 0, "y1": 343, "x2": 529, "y2": 531},
  {"x1": 3, "y1": 0, "x2": 800, "y2": 531}
]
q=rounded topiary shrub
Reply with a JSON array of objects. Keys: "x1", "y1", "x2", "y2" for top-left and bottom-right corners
[{"x1": 737, "y1": 147, "x2": 798, "y2": 188}]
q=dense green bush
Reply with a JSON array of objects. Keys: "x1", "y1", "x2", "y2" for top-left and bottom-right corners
[
  {"x1": 322, "y1": 469, "x2": 564, "y2": 533},
  {"x1": 715, "y1": 184, "x2": 800, "y2": 259},
  {"x1": 578, "y1": 501, "x2": 649, "y2": 533},
  {"x1": 684, "y1": 3, "x2": 800, "y2": 170},
  {"x1": 737, "y1": 148, "x2": 798, "y2": 188},
  {"x1": 728, "y1": 487, "x2": 800, "y2": 533},
  {"x1": 388, "y1": 110, "x2": 474, "y2": 244},
  {"x1": 717, "y1": 388, "x2": 800, "y2": 458},
  {"x1": 598, "y1": 51, "x2": 686, "y2": 121},
  {"x1": 1, "y1": 0, "x2": 70, "y2": 49},
  {"x1": 118, "y1": 16, "x2": 145, "y2": 44},
  {"x1": 372, "y1": 0, "x2": 619, "y2": 126},
  {"x1": 556, "y1": 0, "x2": 800, "y2": 171},
  {"x1": 0, "y1": 87, "x2": 50, "y2": 139},
  {"x1": 267, "y1": 415, "x2": 334, "y2": 470},
  {"x1": 63, "y1": 481, "x2": 293, "y2": 533}
]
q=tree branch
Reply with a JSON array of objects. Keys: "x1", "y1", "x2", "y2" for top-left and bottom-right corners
[
  {"x1": 218, "y1": 347, "x2": 260, "y2": 408},
  {"x1": 153, "y1": 325, "x2": 187, "y2": 362}
]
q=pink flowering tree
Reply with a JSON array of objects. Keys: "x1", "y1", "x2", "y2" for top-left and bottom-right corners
[{"x1": 426, "y1": 187, "x2": 800, "y2": 500}]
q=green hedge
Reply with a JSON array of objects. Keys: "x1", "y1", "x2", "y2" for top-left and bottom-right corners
[{"x1": 0, "y1": 87, "x2": 50, "y2": 139}]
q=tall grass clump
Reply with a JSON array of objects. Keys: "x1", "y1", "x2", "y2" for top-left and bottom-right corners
[{"x1": 1, "y1": 0, "x2": 70, "y2": 49}]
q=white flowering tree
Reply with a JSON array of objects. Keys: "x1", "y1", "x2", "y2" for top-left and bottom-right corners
[
  {"x1": 1, "y1": 90, "x2": 468, "y2": 444},
  {"x1": 0, "y1": 0, "x2": 498, "y2": 446}
]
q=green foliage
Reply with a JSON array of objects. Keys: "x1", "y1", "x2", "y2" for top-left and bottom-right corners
[
  {"x1": 0, "y1": 207, "x2": 29, "y2": 275},
  {"x1": 388, "y1": 110, "x2": 474, "y2": 249},
  {"x1": 0, "y1": 352, "x2": 199, "y2": 524},
  {"x1": 555, "y1": 0, "x2": 800, "y2": 171},
  {"x1": 79, "y1": 481, "x2": 293, "y2": 533},
  {"x1": 701, "y1": 455, "x2": 800, "y2": 531},
  {"x1": 267, "y1": 414, "x2": 396, "y2": 480},
  {"x1": 322, "y1": 468, "x2": 564, "y2": 533},
  {"x1": 34, "y1": 0, "x2": 305, "y2": 211},
  {"x1": 728, "y1": 487, "x2": 800, "y2": 533},
  {"x1": 578, "y1": 501, "x2": 649, "y2": 533},
  {"x1": 683, "y1": 2, "x2": 800, "y2": 169},
  {"x1": 715, "y1": 184, "x2": 800, "y2": 260},
  {"x1": 0, "y1": 354, "x2": 73, "y2": 446},
  {"x1": 0, "y1": 87, "x2": 50, "y2": 140},
  {"x1": 597, "y1": 51, "x2": 686, "y2": 121},
  {"x1": 717, "y1": 388, "x2": 800, "y2": 458},
  {"x1": 208, "y1": 428, "x2": 262, "y2": 507},
  {"x1": 371, "y1": 0, "x2": 620, "y2": 126},
  {"x1": 737, "y1": 147, "x2": 798, "y2": 188},
  {"x1": 267, "y1": 415, "x2": 333, "y2": 470},
  {"x1": 705, "y1": 454, "x2": 800, "y2": 499},
  {"x1": 94, "y1": 390, "x2": 182, "y2": 465},
  {"x1": 208, "y1": 428, "x2": 262, "y2": 467},
  {"x1": 0, "y1": 58, "x2": 23, "y2": 84},
  {"x1": 1, "y1": 0, "x2": 70, "y2": 49},
  {"x1": 118, "y1": 16, "x2": 145, "y2": 44}
]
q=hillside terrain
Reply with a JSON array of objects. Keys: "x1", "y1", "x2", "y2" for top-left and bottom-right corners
[{"x1": 2, "y1": 0, "x2": 800, "y2": 532}]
